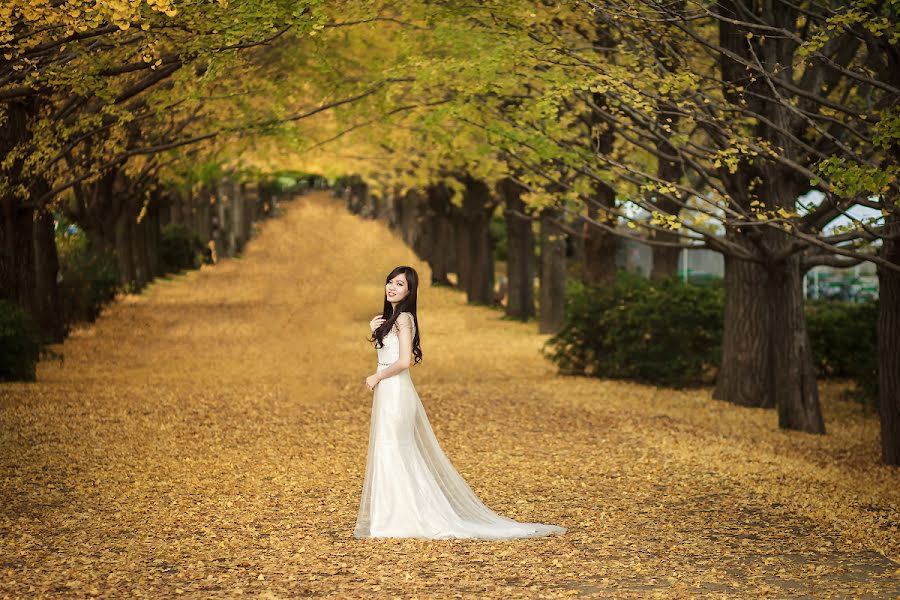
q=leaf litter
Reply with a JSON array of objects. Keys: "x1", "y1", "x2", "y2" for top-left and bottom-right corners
[{"x1": 1, "y1": 192, "x2": 898, "y2": 598}]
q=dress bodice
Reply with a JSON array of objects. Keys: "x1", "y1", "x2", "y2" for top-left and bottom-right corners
[{"x1": 376, "y1": 313, "x2": 415, "y2": 367}]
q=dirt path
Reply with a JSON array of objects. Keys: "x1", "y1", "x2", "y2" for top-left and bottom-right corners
[{"x1": 1, "y1": 191, "x2": 898, "y2": 598}]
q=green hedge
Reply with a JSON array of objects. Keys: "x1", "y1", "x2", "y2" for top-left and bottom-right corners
[
  {"x1": 542, "y1": 272, "x2": 724, "y2": 388},
  {"x1": 57, "y1": 226, "x2": 119, "y2": 324},
  {"x1": 0, "y1": 300, "x2": 45, "y2": 381},
  {"x1": 543, "y1": 272, "x2": 878, "y2": 401},
  {"x1": 805, "y1": 299, "x2": 878, "y2": 404}
]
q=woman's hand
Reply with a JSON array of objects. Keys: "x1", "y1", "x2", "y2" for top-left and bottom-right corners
[
  {"x1": 369, "y1": 315, "x2": 386, "y2": 332},
  {"x1": 365, "y1": 373, "x2": 381, "y2": 392}
]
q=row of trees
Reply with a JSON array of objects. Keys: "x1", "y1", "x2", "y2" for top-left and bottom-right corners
[
  {"x1": 0, "y1": 0, "x2": 346, "y2": 338},
  {"x1": 293, "y1": 2, "x2": 898, "y2": 463},
  {"x1": 2, "y1": 1, "x2": 897, "y2": 463}
]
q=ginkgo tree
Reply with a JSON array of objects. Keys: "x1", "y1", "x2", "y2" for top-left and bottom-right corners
[{"x1": 235, "y1": 0, "x2": 900, "y2": 461}]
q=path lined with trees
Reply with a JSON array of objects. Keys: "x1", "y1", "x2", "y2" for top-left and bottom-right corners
[
  {"x1": 1, "y1": 193, "x2": 897, "y2": 598},
  {"x1": 6, "y1": 0, "x2": 896, "y2": 464}
]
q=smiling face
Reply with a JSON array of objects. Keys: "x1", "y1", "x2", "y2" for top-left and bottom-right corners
[{"x1": 385, "y1": 272, "x2": 410, "y2": 305}]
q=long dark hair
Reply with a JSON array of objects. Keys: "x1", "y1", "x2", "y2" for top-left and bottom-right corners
[{"x1": 369, "y1": 266, "x2": 423, "y2": 364}]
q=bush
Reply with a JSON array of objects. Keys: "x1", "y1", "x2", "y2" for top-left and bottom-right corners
[
  {"x1": 544, "y1": 272, "x2": 879, "y2": 401},
  {"x1": 160, "y1": 223, "x2": 205, "y2": 273},
  {"x1": 542, "y1": 272, "x2": 724, "y2": 388},
  {"x1": 805, "y1": 299, "x2": 878, "y2": 405},
  {"x1": 0, "y1": 300, "x2": 45, "y2": 381},
  {"x1": 57, "y1": 226, "x2": 119, "y2": 324}
]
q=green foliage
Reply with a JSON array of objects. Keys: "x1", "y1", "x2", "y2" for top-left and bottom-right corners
[
  {"x1": 0, "y1": 300, "x2": 45, "y2": 382},
  {"x1": 542, "y1": 272, "x2": 724, "y2": 388},
  {"x1": 160, "y1": 223, "x2": 205, "y2": 274},
  {"x1": 805, "y1": 299, "x2": 878, "y2": 405},
  {"x1": 814, "y1": 156, "x2": 898, "y2": 199},
  {"x1": 57, "y1": 225, "x2": 119, "y2": 325},
  {"x1": 545, "y1": 274, "x2": 880, "y2": 400}
]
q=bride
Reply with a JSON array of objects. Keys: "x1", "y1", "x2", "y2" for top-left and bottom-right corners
[{"x1": 355, "y1": 265, "x2": 566, "y2": 540}]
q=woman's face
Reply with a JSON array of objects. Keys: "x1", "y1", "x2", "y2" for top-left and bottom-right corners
[{"x1": 386, "y1": 273, "x2": 410, "y2": 304}]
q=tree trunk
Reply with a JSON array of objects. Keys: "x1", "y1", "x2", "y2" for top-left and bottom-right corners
[
  {"x1": 397, "y1": 189, "x2": 422, "y2": 248},
  {"x1": 33, "y1": 206, "x2": 64, "y2": 341},
  {"x1": 769, "y1": 251, "x2": 824, "y2": 433},
  {"x1": 498, "y1": 178, "x2": 535, "y2": 320},
  {"x1": 878, "y1": 212, "x2": 900, "y2": 464},
  {"x1": 713, "y1": 250, "x2": 774, "y2": 407},
  {"x1": 115, "y1": 193, "x2": 136, "y2": 291},
  {"x1": 0, "y1": 99, "x2": 38, "y2": 316},
  {"x1": 582, "y1": 183, "x2": 617, "y2": 286},
  {"x1": 215, "y1": 182, "x2": 229, "y2": 260},
  {"x1": 422, "y1": 184, "x2": 453, "y2": 285},
  {"x1": 197, "y1": 188, "x2": 212, "y2": 243},
  {"x1": 461, "y1": 177, "x2": 496, "y2": 305},
  {"x1": 233, "y1": 180, "x2": 246, "y2": 254},
  {"x1": 539, "y1": 207, "x2": 567, "y2": 334},
  {"x1": 0, "y1": 198, "x2": 36, "y2": 314}
]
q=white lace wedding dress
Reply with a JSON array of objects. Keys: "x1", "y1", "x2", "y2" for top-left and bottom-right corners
[{"x1": 354, "y1": 313, "x2": 566, "y2": 540}]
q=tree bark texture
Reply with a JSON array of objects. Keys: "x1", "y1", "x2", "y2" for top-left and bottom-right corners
[
  {"x1": 582, "y1": 183, "x2": 617, "y2": 286},
  {"x1": 539, "y1": 207, "x2": 567, "y2": 334},
  {"x1": 498, "y1": 178, "x2": 535, "y2": 320},
  {"x1": 713, "y1": 249, "x2": 775, "y2": 408},
  {"x1": 878, "y1": 212, "x2": 900, "y2": 464},
  {"x1": 459, "y1": 177, "x2": 495, "y2": 305},
  {"x1": 33, "y1": 206, "x2": 64, "y2": 341}
]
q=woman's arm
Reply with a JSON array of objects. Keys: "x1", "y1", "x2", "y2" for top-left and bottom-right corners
[{"x1": 366, "y1": 313, "x2": 413, "y2": 388}]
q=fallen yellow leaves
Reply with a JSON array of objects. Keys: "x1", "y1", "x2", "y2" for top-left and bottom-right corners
[{"x1": 0, "y1": 192, "x2": 898, "y2": 598}]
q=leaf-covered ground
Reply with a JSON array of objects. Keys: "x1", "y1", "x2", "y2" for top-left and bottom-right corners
[{"x1": 2, "y1": 192, "x2": 899, "y2": 599}]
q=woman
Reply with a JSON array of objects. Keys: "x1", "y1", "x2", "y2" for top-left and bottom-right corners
[{"x1": 354, "y1": 265, "x2": 566, "y2": 540}]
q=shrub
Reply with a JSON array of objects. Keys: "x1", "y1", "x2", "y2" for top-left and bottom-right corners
[
  {"x1": 542, "y1": 272, "x2": 724, "y2": 388},
  {"x1": 544, "y1": 272, "x2": 879, "y2": 402},
  {"x1": 805, "y1": 299, "x2": 878, "y2": 405},
  {"x1": 160, "y1": 223, "x2": 205, "y2": 273},
  {"x1": 0, "y1": 300, "x2": 45, "y2": 381},
  {"x1": 57, "y1": 227, "x2": 119, "y2": 325}
]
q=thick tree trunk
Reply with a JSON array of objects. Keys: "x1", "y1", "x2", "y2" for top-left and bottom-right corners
[
  {"x1": 397, "y1": 189, "x2": 422, "y2": 248},
  {"x1": 539, "y1": 207, "x2": 567, "y2": 334},
  {"x1": 114, "y1": 192, "x2": 136, "y2": 291},
  {"x1": 651, "y1": 45, "x2": 685, "y2": 281},
  {"x1": 233, "y1": 181, "x2": 246, "y2": 254},
  {"x1": 713, "y1": 250, "x2": 774, "y2": 407},
  {"x1": 215, "y1": 182, "x2": 231, "y2": 260},
  {"x1": 115, "y1": 216, "x2": 135, "y2": 290},
  {"x1": 245, "y1": 183, "x2": 258, "y2": 239},
  {"x1": 422, "y1": 185, "x2": 453, "y2": 285},
  {"x1": 582, "y1": 183, "x2": 617, "y2": 286},
  {"x1": 769, "y1": 251, "x2": 824, "y2": 433},
  {"x1": 0, "y1": 99, "x2": 38, "y2": 316},
  {"x1": 196, "y1": 188, "x2": 212, "y2": 243},
  {"x1": 498, "y1": 178, "x2": 535, "y2": 320},
  {"x1": 461, "y1": 177, "x2": 495, "y2": 305},
  {"x1": 878, "y1": 213, "x2": 900, "y2": 464},
  {"x1": 0, "y1": 198, "x2": 36, "y2": 314},
  {"x1": 33, "y1": 207, "x2": 64, "y2": 341}
]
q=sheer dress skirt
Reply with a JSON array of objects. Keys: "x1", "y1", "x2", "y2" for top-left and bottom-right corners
[{"x1": 354, "y1": 362, "x2": 566, "y2": 540}]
